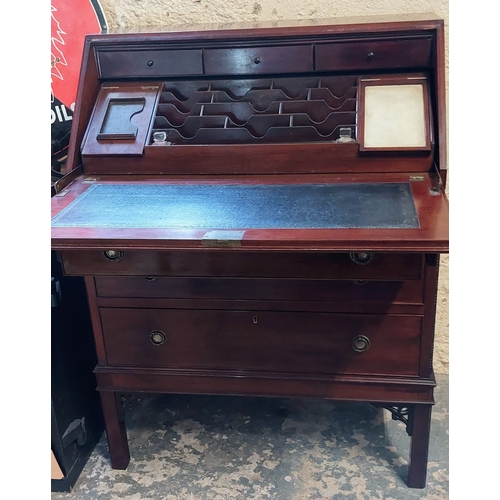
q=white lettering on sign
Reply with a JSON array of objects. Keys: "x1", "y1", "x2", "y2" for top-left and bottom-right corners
[{"x1": 51, "y1": 103, "x2": 74, "y2": 124}]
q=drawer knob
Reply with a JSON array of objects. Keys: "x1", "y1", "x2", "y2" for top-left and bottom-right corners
[
  {"x1": 352, "y1": 335, "x2": 370, "y2": 352},
  {"x1": 349, "y1": 252, "x2": 373, "y2": 265},
  {"x1": 150, "y1": 330, "x2": 166, "y2": 346},
  {"x1": 367, "y1": 51, "x2": 375, "y2": 59},
  {"x1": 147, "y1": 60, "x2": 154, "y2": 67},
  {"x1": 103, "y1": 250, "x2": 123, "y2": 261},
  {"x1": 253, "y1": 56, "x2": 262, "y2": 64},
  {"x1": 353, "y1": 280, "x2": 368, "y2": 285}
]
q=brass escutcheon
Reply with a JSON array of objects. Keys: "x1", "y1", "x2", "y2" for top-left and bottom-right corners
[
  {"x1": 349, "y1": 252, "x2": 373, "y2": 265},
  {"x1": 103, "y1": 250, "x2": 123, "y2": 261},
  {"x1": 351, "y1": 335, "x2": 370, "y2": 352},
  {"x1": 150, "y1": 330, "x2": 166, "y2": 346}
]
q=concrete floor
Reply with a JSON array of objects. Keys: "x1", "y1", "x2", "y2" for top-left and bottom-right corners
[{"x1": 51, "y1": 375, "x2": 448, "y2": 500}]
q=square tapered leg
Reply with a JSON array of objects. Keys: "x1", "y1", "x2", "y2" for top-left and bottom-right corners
[{"x1": 99, "y1": 391, "x2": 130, "y2": 469}]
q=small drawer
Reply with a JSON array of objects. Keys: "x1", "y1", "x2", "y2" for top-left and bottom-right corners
[
  {"x1": 61, "y1": 250, "x2": 423, "y2": 280},
  {"x1": 97, "y1": 49, "x2": 203, "y2": 78},
  {"x1": 100, "y1": 308, "x2": 422, "y2": 376},
  {"x1": 95, "y1": 276, "x2": 424, "y2": 305},
  {"x1": 315, "y1": 37, "x2": 432, "y2": 71},
  {"x1": 203, "y1": 45, "x2": 313, "y2": 75}
]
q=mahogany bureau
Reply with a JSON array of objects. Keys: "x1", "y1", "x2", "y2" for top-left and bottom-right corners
[{"x1": 51, "y1": 15, "x2": 449, "y2": 488}]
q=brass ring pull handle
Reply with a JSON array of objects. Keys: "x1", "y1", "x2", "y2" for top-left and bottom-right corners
[
  {"x1": 150, "y1": 330, "x2": 166, "y2": 346},
  {"x1": 351, "y1": 335, "x2": 370, "y2": 352},
  {"x1": 103, "y1": 250, "x2": 123, "y2": 261},
  {"x1": 349, "y1": 252, "x2": 373, "y2": 265}
]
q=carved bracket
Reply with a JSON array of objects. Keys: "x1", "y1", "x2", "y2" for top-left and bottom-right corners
[
  {"x1": 371, "y1": 403, "x2": 414, "y2": 436},
  {"x1": 114, "y1": 392, "x2": 142, "y2": 422}
]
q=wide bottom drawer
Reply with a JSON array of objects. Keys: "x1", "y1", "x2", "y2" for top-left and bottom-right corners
[{"x1": 100, "y1": 308, "x2": 422, "y2": 376}]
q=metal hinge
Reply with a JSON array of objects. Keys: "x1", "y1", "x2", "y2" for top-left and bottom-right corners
[
  {"x1": 429, "y1": 162, "x2": 444, "y2": 196},
  {"x1": 202, "y1": 230, "x2": 245, "y2": 248},
  {"x1": 54, "y1": 188, "x2": 70, "y2": 197}
]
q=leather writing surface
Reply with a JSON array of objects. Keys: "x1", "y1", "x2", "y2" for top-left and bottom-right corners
[{"x1": 51, "y1": 183, "x2": 419, "y2": 229}]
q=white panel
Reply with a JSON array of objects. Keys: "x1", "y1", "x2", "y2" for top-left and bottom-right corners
[{"x1": 364, "y1": 84, "x2": 426, "y2": 148}]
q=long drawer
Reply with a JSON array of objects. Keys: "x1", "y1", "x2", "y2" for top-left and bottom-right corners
[
  {"x1": 61, "y1": 251, "x2": 423, "y2": 280},
  {"x1": 95, "y1": 276, "x2": 424, "y2": 304},
  {"x1": 97, "y1": 49, "x2": 204, "y2": 78},
  {"x1": 100, "y1": 308, "x2": 422, "y2": 376},
  {"x1": 315, "y1": 37, "x2": 432, "y2": 71},
  {"x1": 203, "y1": 45, "x2": 313, "y2": 75}
]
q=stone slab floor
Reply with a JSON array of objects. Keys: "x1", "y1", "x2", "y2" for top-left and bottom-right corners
[{"x1": 51, "y1": 375, "x2": 448, "y2": 500}]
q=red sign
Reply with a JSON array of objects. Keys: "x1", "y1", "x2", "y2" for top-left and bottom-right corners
[
  {"x1": 51, "y1": 1, "x2": 106, "y2": 173},
  {"x1": 51, "y1": 0, "x2": 106, "y2": 109}
]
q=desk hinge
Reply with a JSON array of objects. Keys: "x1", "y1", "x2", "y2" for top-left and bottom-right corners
[
  {"x1": 202, "y1": 230, "x2": 245, "y2": 248},
  {"x1": 429, "y1": 162, "x2": 444, "y2": 196},
  {"x1": 54, "y1": 188, "x2": 70, "y2": 197},
  {"x1": 82, "y1": 177, "x2": 99, "y2": 184},
  {"x1": 52, "y1": 165, "x2": 83, "y2": 195}
]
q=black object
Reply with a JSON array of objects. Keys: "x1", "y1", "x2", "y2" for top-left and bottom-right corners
[{"x1": 51, "y1": 251, "x2": 104, "y2": 492}]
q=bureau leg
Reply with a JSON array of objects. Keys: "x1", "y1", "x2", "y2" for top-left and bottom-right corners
[
  {"x1": 99, "y1": 391, "x2": 130, "y2": 469},
  {"x1": 407, "y1": 404, "x2": 432, "y2": 488}
]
